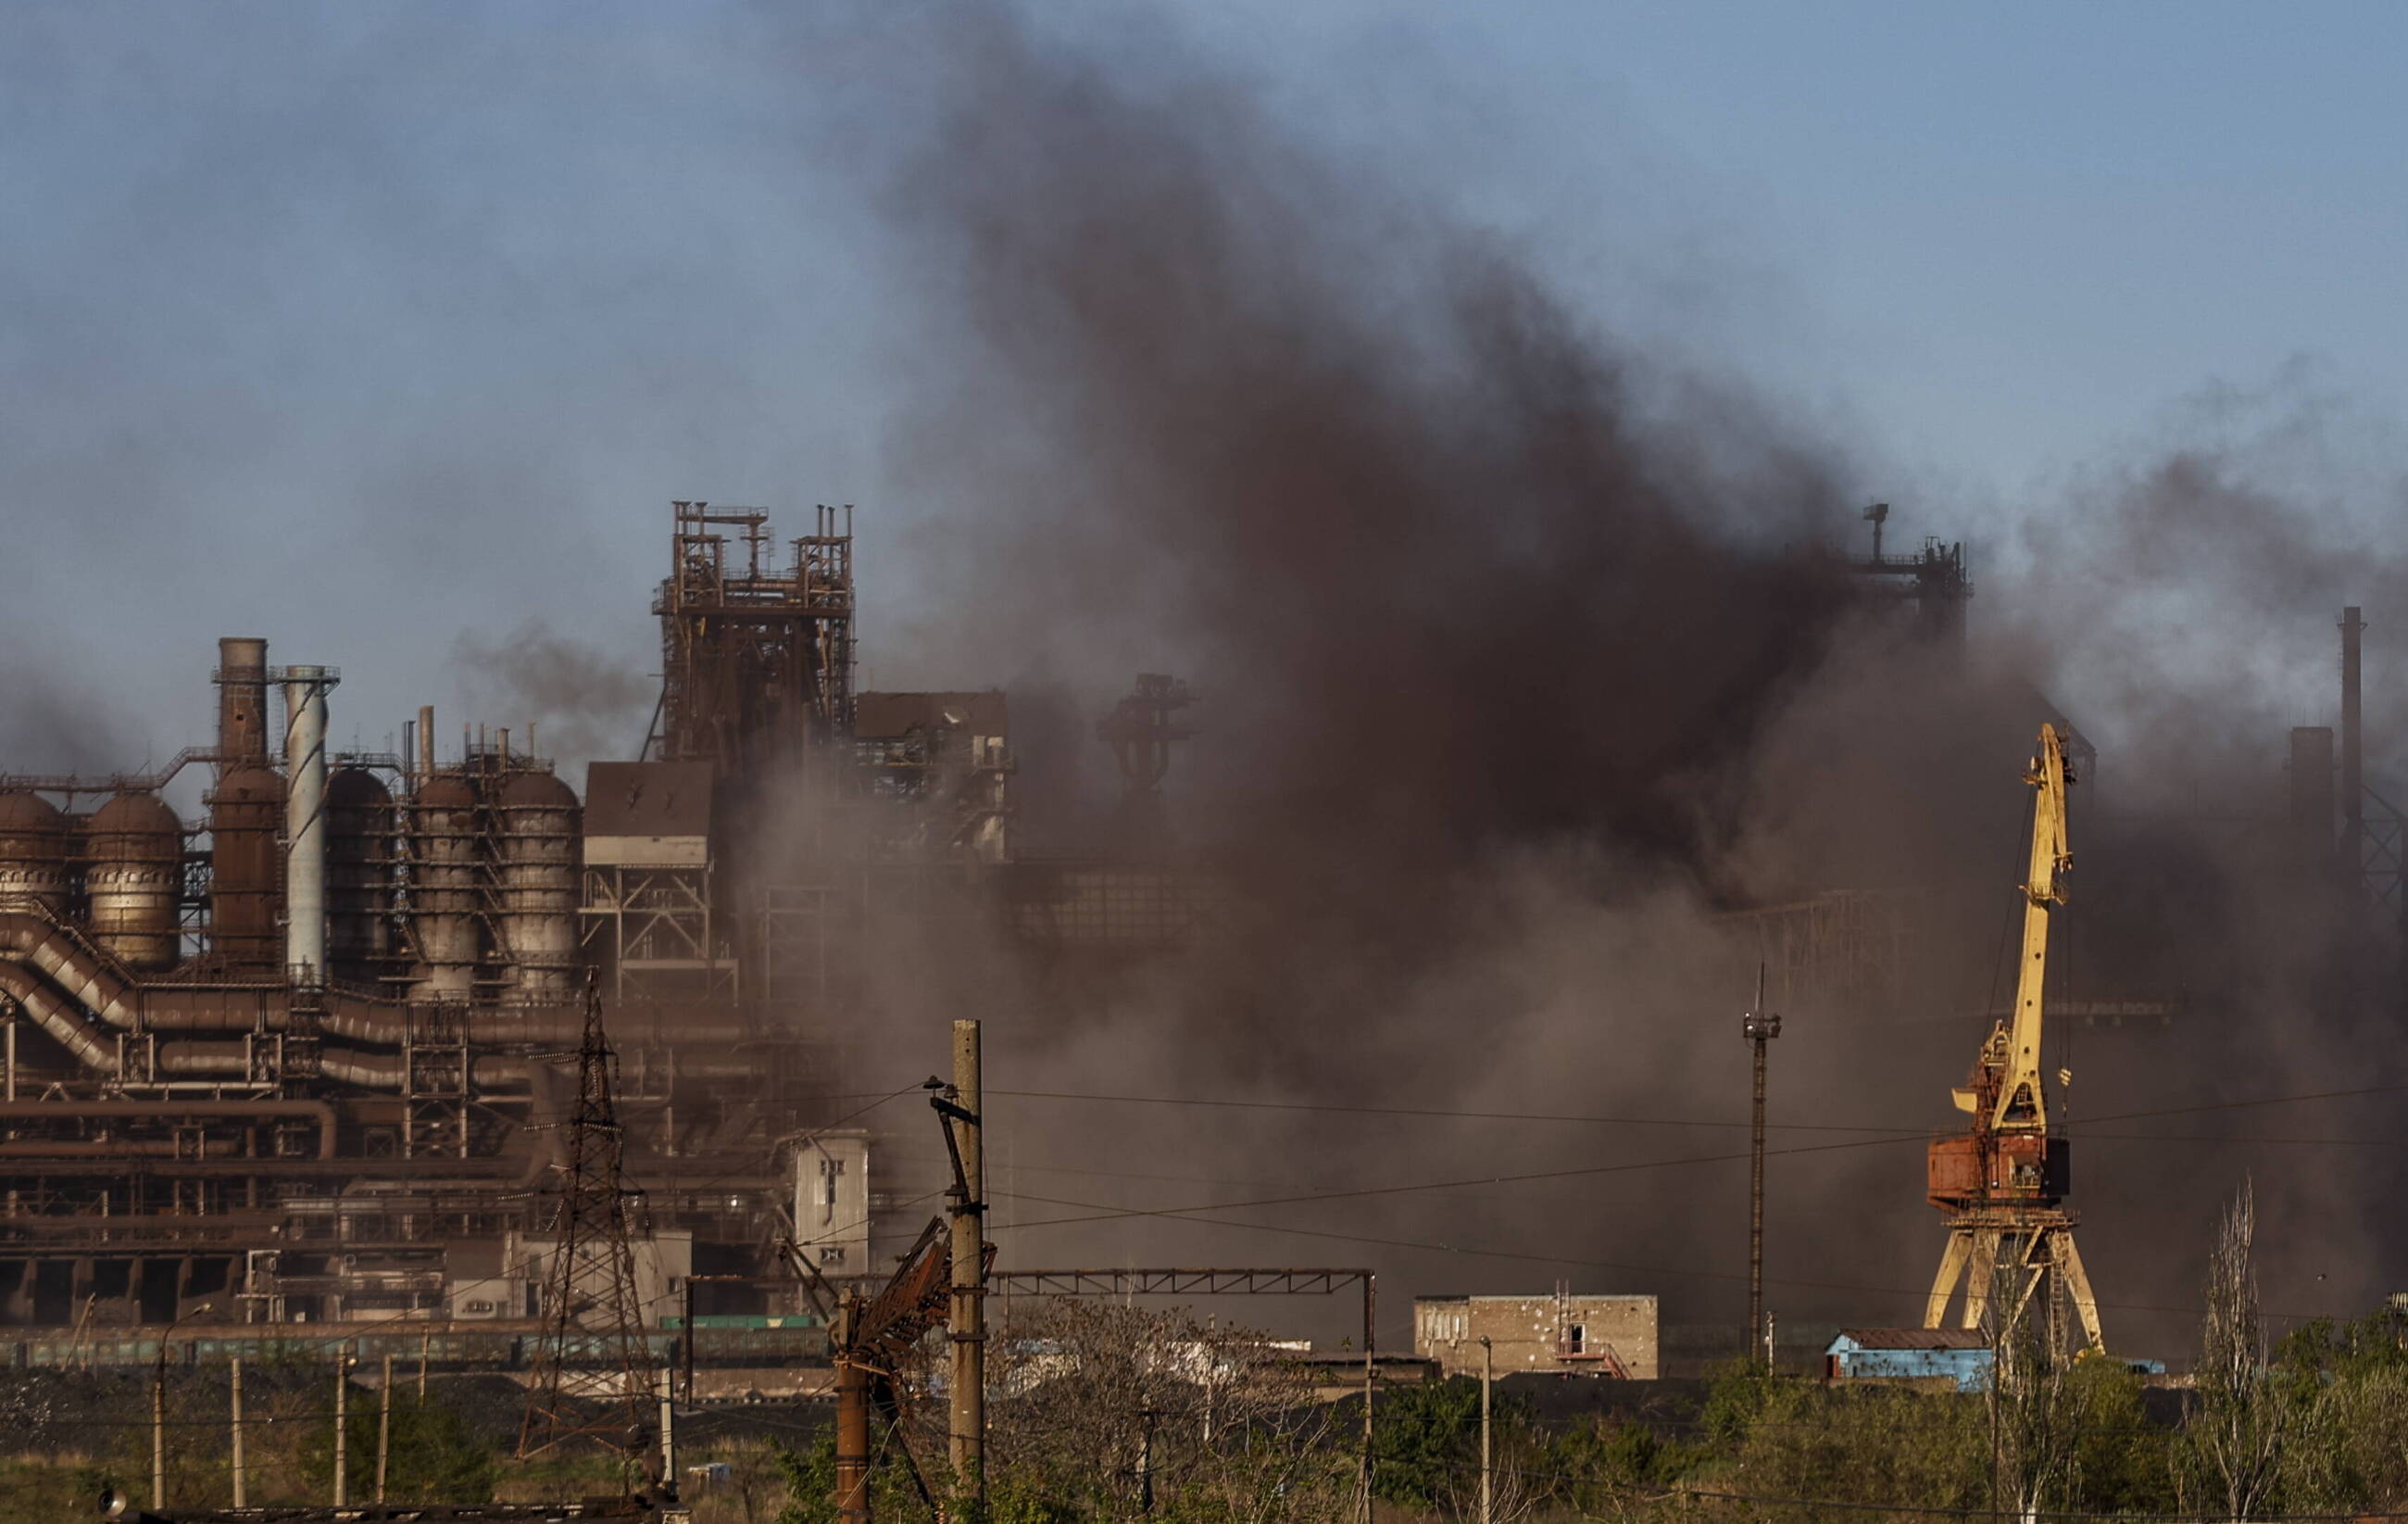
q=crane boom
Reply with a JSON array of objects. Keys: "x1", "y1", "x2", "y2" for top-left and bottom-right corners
[{"x1": 1993, "y1": 723, "x2": 2069, "y2": 1132}]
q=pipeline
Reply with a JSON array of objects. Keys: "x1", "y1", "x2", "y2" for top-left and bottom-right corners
[
  {"x1": 0, "y1": 1097, "x2": 339, "y2": 1159},
  {"x1": 0, "y1": 905, "x2": 750, "y2": 1044},
  {"x1": 0, "y1": 962, "x2": 116, "y2": 1074}
]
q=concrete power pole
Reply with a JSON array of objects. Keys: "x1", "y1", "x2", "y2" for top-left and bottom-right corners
[
  {"x1": 377, "y1": 1354, "x2": 395, "y2": 1504},
  {"x1": 1479, "y1": 1337, "x2": 1494, "y2": 1524},
  {"x1": 1742, "y1": 964, "x2": 1782, "y2": 1367},
  {"x1": 230, "y1": 1356, "x2": 246, "y2": 1509},
  {"x1": 150, "y1": 1357, "x2": 166, "y2": 1510},
  {"x1": 332, "y1": 1347, "x2": 350, "y2": 1507},
  {"x1": 947, "y1": 1019, "x2": 987, "y2": 1510}
]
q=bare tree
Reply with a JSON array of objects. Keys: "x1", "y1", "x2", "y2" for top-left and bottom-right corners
[
  {"x1": 1987, "y1": 1240, "x2": 2076, "y2": 1524},
  {"x1": 968, "y1": 1297, "x2": 1350, "y2": 1524},
  {"x1": 2193, "y1": 1179, "x2": 2282, "y2": 1521}
]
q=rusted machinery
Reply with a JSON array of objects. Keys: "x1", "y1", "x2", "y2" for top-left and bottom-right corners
[
  {"x1": 1923, "y1": 724, "x2": 2103, "y2": 1350},
  {"x1": 784, "y1": 1219, "x2": 955, "y2": 1524}
]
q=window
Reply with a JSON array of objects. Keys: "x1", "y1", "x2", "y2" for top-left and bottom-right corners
[
  {"x1": 1566, "y1": 1324, "x2": 1586, "y2": 1354},
  {"x1": 820, "y1": 1157, "x2": 845, "y2": 1225}
]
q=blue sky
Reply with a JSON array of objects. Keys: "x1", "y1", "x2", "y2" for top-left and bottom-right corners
[{"x1": 1, "y1": 2, "x2": 2401, "y2": 777}]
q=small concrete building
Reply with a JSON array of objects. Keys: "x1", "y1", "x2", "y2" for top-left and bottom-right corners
[
  {"x1": 1825, "y1": 1328, "x2": 1992, "y2": 1391},
  {"x1": 1413, "y1": 1292, "x2": 1658, "y2": 1379}
]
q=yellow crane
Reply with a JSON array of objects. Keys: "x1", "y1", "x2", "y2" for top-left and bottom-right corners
[{"x1": 1923, "y1": 724, "x2": 2103, "y2": 1351}]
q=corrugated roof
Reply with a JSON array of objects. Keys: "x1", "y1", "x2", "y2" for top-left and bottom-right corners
[
  {"x1": 583, "y1": 761, "x2": 715, "y2": 838},
  {"x1": 1833, "y1": 1328, "x2": 1989, "y2": 1352}
]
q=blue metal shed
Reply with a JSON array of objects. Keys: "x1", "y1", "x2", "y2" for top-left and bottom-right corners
[{"x1": 1825, "y1": 1328, "x2": 1994, "y2": 1391}]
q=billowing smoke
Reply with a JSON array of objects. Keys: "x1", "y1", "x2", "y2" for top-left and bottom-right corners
[
  {"x1": 820, "y1": 8, "x2": 2408, "y2": 1356},
  {"x1": 452, "y1": 619, "x2": 653, "y2": 775}
]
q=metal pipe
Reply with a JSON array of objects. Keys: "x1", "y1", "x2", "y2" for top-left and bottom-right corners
[
  {"x1": 0, "y1": 962, "x2": 116, "y2": 1073},
  {"x1": 283, "y1": 667, "x2": 335, "y2": 982},
  {"x1": 0, "y1": 1098, "x2": 339, "y2": 1158}
]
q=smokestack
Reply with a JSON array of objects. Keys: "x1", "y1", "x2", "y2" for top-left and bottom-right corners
[
  {"x1": 419, "y1": 704, "x2": 435, "y2": 777},
  {"x1": 216, "y1": 637, "x2": 270, "y2": 763},
  {"x1": 282, "y1": 665, "x2": 337, "y2": 982},
  {"x1": 2343, "y1": 606, "x2": 2365, "y2": 886}
]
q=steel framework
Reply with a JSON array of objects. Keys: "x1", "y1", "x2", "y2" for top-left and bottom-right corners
[
  {"x1": 519, "y1": 982, "x2": 656, "y2": 1467},
  {"x1": 649, "y1": 501, "x2": 855, "y2": 774}
]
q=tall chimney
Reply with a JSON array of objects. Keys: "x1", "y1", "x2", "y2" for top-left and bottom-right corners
[
  {"x1": 2343, "y1": 607, "x2": 2365, "y2": 886},
  {"x1": 282, "y1": 665, "x2": 337, "y2": 981},
  {"x1": 216, "y1": 637, "x2": 270, "y2": 763}
]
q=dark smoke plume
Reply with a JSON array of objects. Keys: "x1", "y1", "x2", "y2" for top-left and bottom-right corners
[
  {"x1": 883, "y1": 15, "x2": 1877, "y2": 942},
  {"x1": 815, "y1": 9, "x2": 2408, "y2": 1356},
  {"x1": 451, "y1": 619, "x2": 653, "y2": 773}
]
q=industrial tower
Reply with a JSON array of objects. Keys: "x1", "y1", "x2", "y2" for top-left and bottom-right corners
[{"x1": 1923, "y1": 724, "x2": 2104, "y2": 1352}]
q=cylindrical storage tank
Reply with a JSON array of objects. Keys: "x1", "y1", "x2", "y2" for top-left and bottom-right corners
[
  {"x1": 207, "y1": 765, "x2": 284, "y2": 970},
  {"x1": 86, "y1": 792, "x2": 182, "y2": 970},
  {"x1": 326, "y1": 766, "x2": 395, "y2": 987},
  {"x1": 409, "y1": 771, "x2": 482, "y2": 1000},
  {"x1": 495, "y1": 770, "x2": 583, "y2": 994},
  {"x1": 0, "y1": 792, "x2": 70, "y2": 915}
]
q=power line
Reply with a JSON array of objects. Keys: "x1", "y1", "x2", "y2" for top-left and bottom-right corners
[
  {"x1": 987, "y1": 1079, "x2": 2408, "y2": 1139},
  {"x1": 984, "y1": 1182, "x2": 2354, "y2": 1327}
]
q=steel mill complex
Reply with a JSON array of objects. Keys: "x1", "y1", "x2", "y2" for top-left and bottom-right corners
[{"x1": 0, "y1": 501, "x2": 1184, "y2": 1352}]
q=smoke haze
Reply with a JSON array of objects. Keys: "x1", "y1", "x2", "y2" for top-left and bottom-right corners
[
  {"x1": 0, "y1": 3, "x2": 2403, "y2": 1358},
  {"x1": 819, "y1": 8, "x2": 2408, "y2": 1354}
]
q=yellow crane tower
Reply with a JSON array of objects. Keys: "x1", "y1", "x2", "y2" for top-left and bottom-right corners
[{"x1": 1923, "y1": 723, "x2": 2104, "y2": 1352}]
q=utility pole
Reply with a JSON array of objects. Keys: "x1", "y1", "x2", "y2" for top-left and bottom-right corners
[
  {"x1": 944, "y1": 1019, "x2": 987, "y2": 1512},
  {"x1": 683, "y1": 1277, "x2": 696, "y2": 1404},
  {"x1": 418, "y1": 1326, "x2": 431, "y2": 1402},
  {"x1": 2343, "y1": 605, "x2": 2366, "y2": 888},
  {"x1": 1361, "y1": 1276, "x2": 1377, "y2": 1524},
  {"x1": 149, "y1": 1352, "x2": 166, "y2": 1511},
  {"x1": 1742, "y1": 964, "x2": 1781, "y2": 1367},
  {"x1": 1478, "y1": 1338, "x2": 1494, "y2": 1524},
  {"x1": 834, "y1": 1324, "x2": 872, "y2": 1524},
  {"x1": 377, "y1": 1353, "x2": 395, "y2": 1503},
  {"x1": 332, "y1": 1346, "x2": 350, "y2": 1507},
  {"x1": 659, "y1": 1368, "x2": 677, "y2": 1493},
  {"x1": 230, "y1": 1355, "x2": 246, "y2": 1509},
  {"x1": 1137, "y1": 1406, "x2": 1157, "y2": 1516}
]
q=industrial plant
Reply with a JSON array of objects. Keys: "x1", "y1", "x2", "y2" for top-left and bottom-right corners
[{"x1": 0, "y1": 500, "x2": 1122, "y2": 1345}]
